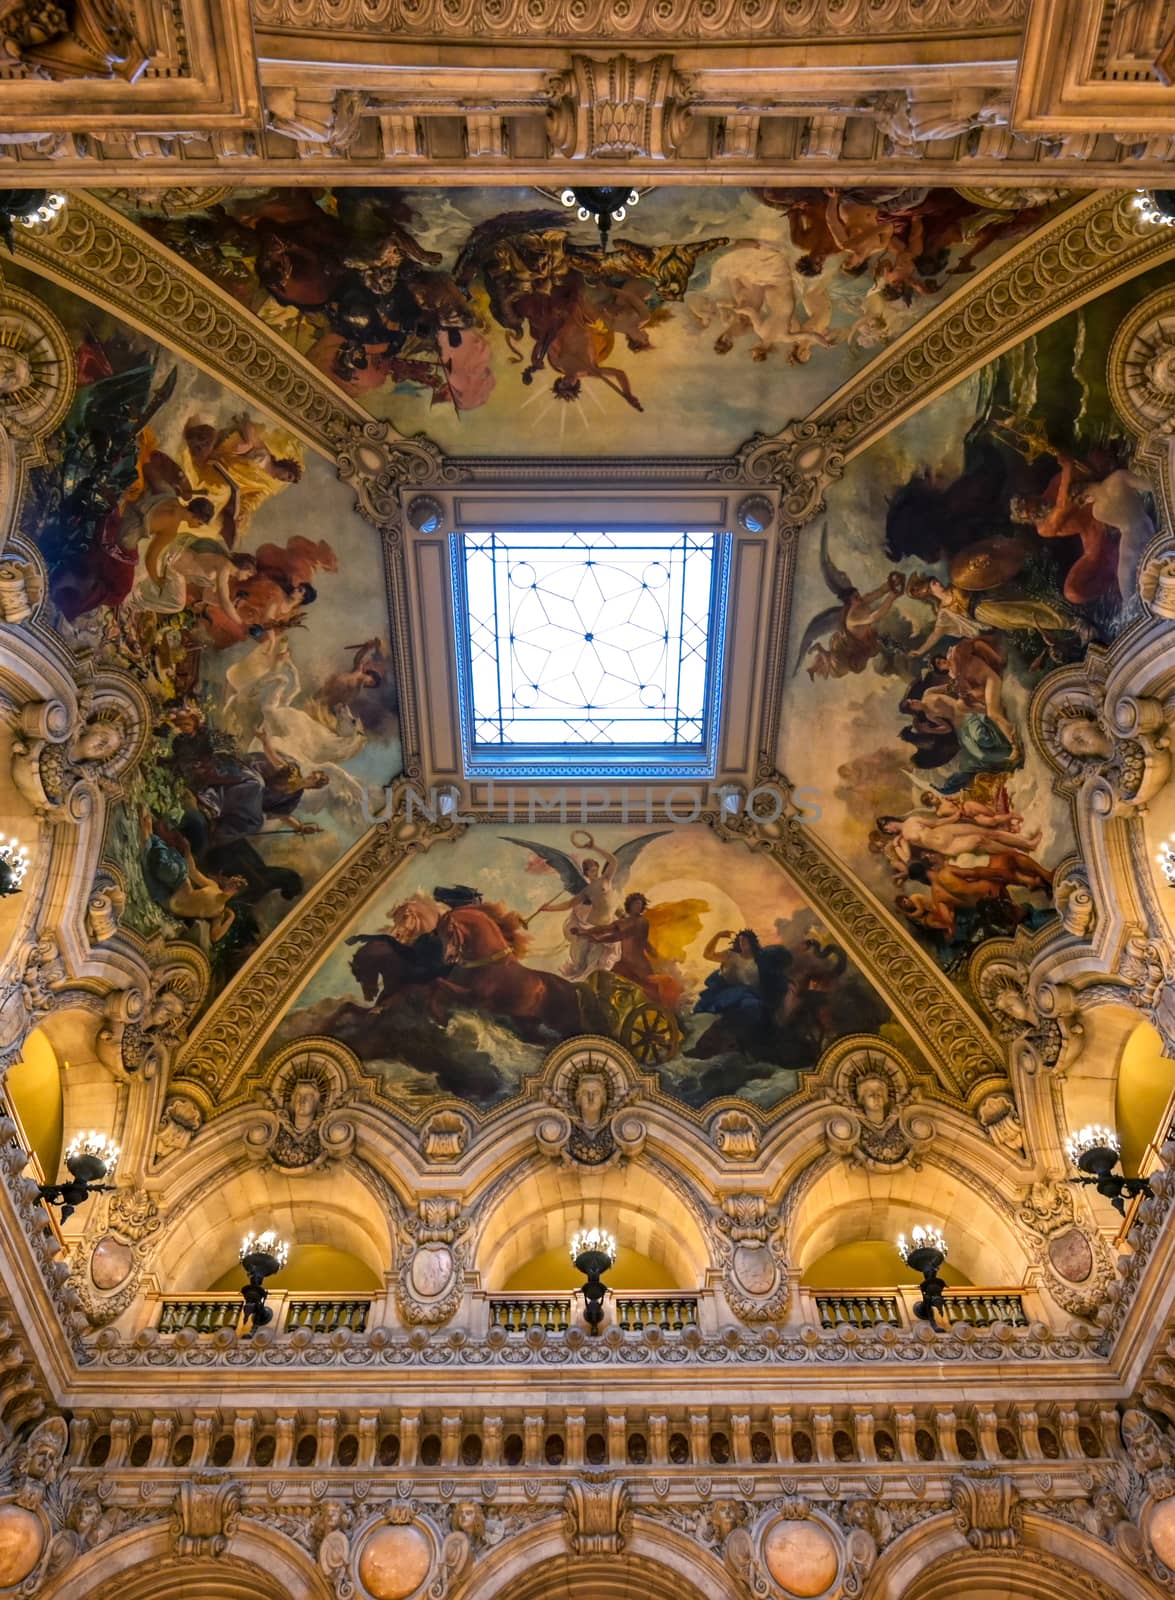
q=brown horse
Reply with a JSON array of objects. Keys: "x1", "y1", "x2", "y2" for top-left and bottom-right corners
[{"x1": 433, "y1": 904, "x2": 592, "y2": 1042}]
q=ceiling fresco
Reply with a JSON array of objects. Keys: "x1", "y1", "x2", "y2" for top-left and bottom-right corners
[
  {"x1": 109, "y1": 184, "x2": 1066, "y2": 458},
  {"x1": 5, "y1": 189, "x2": 1167, "y2": 1124},
  {"x1": 7, "y1": 265, "x2": 403, "y2": 990},
  {"x1": 776, "y1": 273, "x2": 1156, "y2": 985},
  {"x1": 272, "y1": 824, "x2": 900, "y2": 1111}
]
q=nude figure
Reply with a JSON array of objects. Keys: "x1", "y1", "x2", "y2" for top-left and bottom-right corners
[{"x1": 875, "y1": 810, "x2": 1042, "y2": 865}]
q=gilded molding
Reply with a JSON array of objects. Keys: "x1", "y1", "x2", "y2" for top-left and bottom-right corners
[
  {"x1": 712, "y1": 786, "x2": 1005, "y2": 1095},
  {"x1": 809, "y1": 191, "x2": 1175, "y2": 464},
  {"x1": 174, "y1": 785, "x2": 467, "y2": 1092},
  {"x1": 10, "y1": 196, "x2": 364, "y2": 459}
]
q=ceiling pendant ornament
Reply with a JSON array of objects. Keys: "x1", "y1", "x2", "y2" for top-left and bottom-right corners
[{"x1": 558, "y1": 185, "x2": 640, "y2": 253}]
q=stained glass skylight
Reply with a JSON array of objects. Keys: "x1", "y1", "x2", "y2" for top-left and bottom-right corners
[{"x1": 451, "y1": 528, "x2": 731, "y2": 778}]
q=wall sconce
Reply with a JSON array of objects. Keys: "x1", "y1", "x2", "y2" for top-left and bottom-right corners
[
  {"x1": 239, "y1": 1231, "x2": 289, "y2": 1333},
  {"x1": 1065, "y1": 1125, "x2": 1152, "y2": 1216},
  {"x1": 569, "y1": 1227, "x2": 617, "y2": 1336},
  {"x1": 897, "y1": 1225, "x2": 949, "y2": 1325},
  {"x1": 37, "y1": 1132, "x2": 119, "y2": 1223},
  {"x1": 0, "y1": 836, "x2": 29, "y2": 898},
  {"x1": 1157, "y1": 835, "x2": 1175, "y2": 886}
]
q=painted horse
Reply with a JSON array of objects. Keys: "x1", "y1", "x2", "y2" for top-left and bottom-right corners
[{"x1": 433, "y1": 903, "x2": 596, "y2": 1041}]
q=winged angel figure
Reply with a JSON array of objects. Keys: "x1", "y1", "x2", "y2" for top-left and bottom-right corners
[
  {"x1": 792, "y1": 524, "x2": 908, "y2": 681},
  {"x1": 501, "y1": 830, "x2": 705, "y2": 989}
]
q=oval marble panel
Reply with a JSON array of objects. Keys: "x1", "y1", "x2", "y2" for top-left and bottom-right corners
[
  {"x1": 762, "y1": 1518, "x2": 839, "y2": 1598},
  {"x1": 358, "y1": 1523, "x2": 432, "y2": 1600},
  {"x1": 409, "y1": 1244, "x2": 454, "y2": 1301},
  {"x1": 90, "y1": 1234, "x2": 134, "y2": 1291},
  {"x1": 1048, "y1": 1226, "x2": 1094, "y2": 1284},
  {"x1": 1150, "y1": 1498, "x2": 1175, "y2": 1568},
  {"x1": 733, "y1": 1243, "x2": 776, "y2": 1297},
  {"x1": 0, "y1": 1504, "x2": 44, "y2": 1587}
]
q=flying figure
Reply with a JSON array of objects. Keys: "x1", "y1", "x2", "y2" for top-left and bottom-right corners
[{"x1": 792, "y1": 524, "x2": 908, "y2": 681}]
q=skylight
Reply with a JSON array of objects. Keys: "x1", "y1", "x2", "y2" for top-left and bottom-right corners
[{"x1": 451, "y1": 527, "x2": 731, "y2": 779}]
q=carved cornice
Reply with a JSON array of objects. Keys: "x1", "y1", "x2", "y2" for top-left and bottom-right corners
[
  {"x1": 89, "y1": 1317, "x2": 1106, "y2": 1372},
  {"x1": 253, "y1": 0, "x2": 1028, "y2": 40},
  {"x1": 9, "y1": 196, "x2": 362, "y2": 459}
]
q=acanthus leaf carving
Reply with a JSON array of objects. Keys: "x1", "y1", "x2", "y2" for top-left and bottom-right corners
[
  {"x1": 169, "y1": 1472, "x2": 241, "y2": 1557},
  {"x1": 949, "y1": 1472, "x2": 1023, "y2": 1549},
  {"x1": 546, "y1": 53, "x2": 693, "y2": 159},
  {"x1": 563, "y1": 1477, "x2": 631, "y2": 1555}
]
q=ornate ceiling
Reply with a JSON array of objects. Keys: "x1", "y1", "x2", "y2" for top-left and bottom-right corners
[
  {"x1": 6, "y1": 12, "x2": 1175, "y2": 1598},
  {"x1": 3, "y1": 182, "x2": 1175, "y2": 1134}
]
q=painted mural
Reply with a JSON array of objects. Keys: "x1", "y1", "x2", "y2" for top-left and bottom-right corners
[
  {"x1": 778, "y1": 287, "x2": 1160, "y2": 977},
  {"x1": 10, "y1": 268, "x2": 402, "y2": 986},
  {"x1": 114, "y1": 185, "x2": 1066, "y2": 457},
  {"x1": 273, "y1": 825, "x2": 896, "y2": 1110}
]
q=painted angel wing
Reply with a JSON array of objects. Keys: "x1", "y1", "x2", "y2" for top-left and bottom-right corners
[
  {"x1": 499, "y1": 835, "x2": 587, "y2": 895},
  {"x1": 791, "y1": 603, "x2": 844, "y2": 674},
  {"x1": 611, "y1": 829, "x2": 672, "y2": 891},
  {"x1": 818, "y1": 522, "x2": 855, "y2": 602}
]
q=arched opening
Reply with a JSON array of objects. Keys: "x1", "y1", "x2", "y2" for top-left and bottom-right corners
[
  {"x1": 207, "y1": 1243, "x2": 381, "y2": 1294},
  {"x1": 802, "y1": 1239, "x2": 971, "y2": 1290},
  {"x1": 791, "y1": 1166, "x2": 1028, "y2": 1289},
  {"x1": 3, "y1": 1025, "x2": 63, "y2": 1182},
  {"x1": 152, "y1": 1165, "x2": 393, "y2": 1292},
  {"x1": 1115, "y1": 1019, "x2": 1175, "y2": 1176},
  {"x1": 476, "y1": 1163, "x2": 709, "y2": 1292},
  {"x1": 40, "y1": 1525, "x2": 330, "y2": 1600}
]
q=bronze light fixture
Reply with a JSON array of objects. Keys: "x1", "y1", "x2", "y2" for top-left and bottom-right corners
[
  {"x1": 37, "y1": 1133, "x2": 119, "y2": 1224},
  {"x1": 0, "y1": 836, "x2": 28, "y2": 898},
  {"x1": 569, "y1": 1227, "x2": 617, "y2": 1335},
  {"x1": 1065, "y1": 1126, "x2": 1152, "y2": 1217},
  {"x1": 239, "y1": 1231, "x2": 289, "y2": 1333},
  {"x1": 896, "y1": 1225, "x2": 949, "y2": 1326}
]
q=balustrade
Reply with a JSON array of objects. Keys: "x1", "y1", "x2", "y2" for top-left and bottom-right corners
[
  {"x1": 158, "y1": 1296, "x2": 244, "y2": 1334},
  {"x1": 814, "y1": 1293, "x2": 902, "y2": 1330},
  {"x1": 488, "y1": 1295, "x2": 571, "y2": 1333},
  {"x1": 147, "y1": 1283, "x2": 1030, "y2": 1341},
  {"x1": 615, "y1": 1294, "x2": 698, "y2": 1332}
]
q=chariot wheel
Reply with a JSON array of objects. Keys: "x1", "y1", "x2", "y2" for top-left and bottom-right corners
[{"x1": 620, "y1": 1002, "x2": 680, "y2": 1065}]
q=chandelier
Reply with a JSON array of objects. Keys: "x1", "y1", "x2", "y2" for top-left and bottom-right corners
[
  {"x1": 570, "y1": 1227, "x2": 617, "y2": 1335},
  {"x1": 560, "y1": 187, "x2": 639, "y2": 252},
  {"x1": 1157, "y1": 834, "x2": 1175, "y2": 886},
  {"x1": 239, "y1": 1230, "x2": 290, "y2": 1333},
  {"x1": 0, "y1": 835, "x2": 29, "y2": 897},
  {"x1": 1065, "y1": 1125, "x2": 1152, "y2": 1216},
  {"x1": 1132, "y1": 190, "x2": 1175, "y2": 227},
  {"x1": 896, "y1": 1224, "x2": 949, "y2": 1325},
  {"x1": 0, "y1": 191, "x2": 65, "y2": 250},
  {"x1": 37, "y1": 1132, "x2": 119, "y2": 1223}
]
